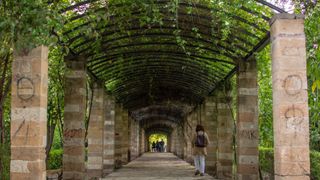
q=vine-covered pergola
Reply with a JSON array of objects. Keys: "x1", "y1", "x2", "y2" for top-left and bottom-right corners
[{"x1": 10, "y1": 0, "x2": 310, "y2": 180}]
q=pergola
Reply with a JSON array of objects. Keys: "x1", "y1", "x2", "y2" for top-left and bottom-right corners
[{"x1": 10, "y1": 0, "x2": 310, "y2": 180}]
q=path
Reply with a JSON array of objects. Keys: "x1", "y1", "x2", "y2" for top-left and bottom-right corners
[{"x1": 103, "y1": 152, "x2": 216, "y2": 180}]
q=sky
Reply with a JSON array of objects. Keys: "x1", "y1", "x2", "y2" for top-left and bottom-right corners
[{"x1": 267, "y1": 0, "x2": 295, "y2": 13}]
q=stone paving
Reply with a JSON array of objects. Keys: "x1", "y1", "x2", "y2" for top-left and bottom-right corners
[{"x1": 103, "y1": 153, "x2": 216, "y2": 180}]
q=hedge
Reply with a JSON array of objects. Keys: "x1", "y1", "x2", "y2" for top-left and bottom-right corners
[
  {"x1": 47, "y1": 149, "x2": 63, "y2": 170},
  {"x1": 259, "y1": 147, "x2": 320, "y2": 180}
]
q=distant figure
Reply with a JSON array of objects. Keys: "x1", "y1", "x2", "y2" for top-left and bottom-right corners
[
  {"x1": 159, "y1": 139, "x2": 165, "y2": 152},
  {"x1": 192, "y1": 124, "x2": 209, "y2": 176},
  {"x1": 152, "y1": 141, "x2": 156, "y2": 152},
  {"x1": 156, "y1": 140, "x2": 160, "y2": 152}
]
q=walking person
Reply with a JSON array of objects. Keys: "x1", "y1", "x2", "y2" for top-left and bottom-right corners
[{"x1": 192, "y1": 124, "x2": 210, "y2": 176}]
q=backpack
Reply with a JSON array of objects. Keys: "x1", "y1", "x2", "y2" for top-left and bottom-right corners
[{"x1": 195, "y1": 133, "x2": 206, "y2": 147}]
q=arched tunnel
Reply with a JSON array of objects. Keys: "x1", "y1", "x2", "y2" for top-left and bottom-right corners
[{"x1": 8, "y1": 0, "x2": 311, "y2": 180}]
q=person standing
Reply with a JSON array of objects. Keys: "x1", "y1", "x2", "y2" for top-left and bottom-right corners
[
  {"x1": 152, "y1": 141, "x2": 156, "y2": 152},
  {"x1": 159, "y1": 139, "x2": 164, "y2": 152},
  {"x1": 192, "y1": 124, "x2": 210, "y2": 176}
]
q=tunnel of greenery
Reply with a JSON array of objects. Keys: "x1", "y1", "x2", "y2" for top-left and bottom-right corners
[{"x1": 0, "y1": 0, "x2": 320, "y2": 180}]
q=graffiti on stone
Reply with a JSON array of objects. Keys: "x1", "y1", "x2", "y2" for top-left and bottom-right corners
[
  {"x1": 17, "y1": 77, "x2": 35, "y2": 100},
  {"x1": 64, "y1": 129, "x2": 83, "y2": 138},
  {"x1": 239, "y1": 129, "x2": 258, "y2": 140},
  {"x1": 285, "y1": 105, "x2": 304, "y2": 130},
  {"x1": 284, "y1": 75, "x2": 302, "y2": 95}
]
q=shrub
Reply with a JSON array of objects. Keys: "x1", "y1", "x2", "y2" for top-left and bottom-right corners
[
  {"x1": 47, "y1": 149, "x2": 63, "y2": 170},
  {"x1": 259, "y1": 148, "x2": 320, "y2": 180},
  {"x1": 311, "y1": 150, "x2": 320, "y2": 180},
  {"x1": 259, "y1": 147, "x2": 274, "y2": 174},
  {"x1": 0, "y1": 143, "x2": 10, "y2": 180}
]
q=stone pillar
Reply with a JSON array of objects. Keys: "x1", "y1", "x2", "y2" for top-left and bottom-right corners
[
  {"x1": 236, "y1": 59, "x2": 259, "y2": 180},
  {"x1": 114, "y1": 104, "x2": 123, "y2": 168},
  {"x1": 139, "y1": 128, "x2": 145, "y2": 155},
  {"x1": 103, "y1": 94, "x2": 115, "y2": 176},
  {"x1": 170, "y1": 130, "x2": 176, "y2": 154},
  {"x1": 184, "y1": 116, "x2": 193, "y2": 163},
  {"x1": 10, "y1": 46, "x2": 48, "y2": 180},
  {"x1": 121, "y1": 110, "x2": 129, "y2": 164},
  {"x1": 203, "y1": 96, "x2": 218, "y2": 176},
  {"x1": 216, "y1": 84, "x2": 234, "y2": 179},
  {"x1": 86, "y1": 82, "x2": 105, "y2": 179},
  {"x1": 176, "y1": 126, "x2": 184, "y2": 158},
  {"x1": 270, "y1": 14, "x2": 310, "y2": 180},
  {"x1": 63, "y1": 55, "x2": 87, "y2": 180},
  {"x1": 130, "y1": 117, "x2": 139, "y2": 160}
]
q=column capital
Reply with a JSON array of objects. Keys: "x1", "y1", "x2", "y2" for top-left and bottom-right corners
[
  {"x1": 92, "y1": 80, "x2": 105, "y2": 89},
  {"x1": 270, "y1": 13, "x2": 304, "y2": 26},
  {"x1": 64, "y1": 54, "x2": 87, "y2": 70}
]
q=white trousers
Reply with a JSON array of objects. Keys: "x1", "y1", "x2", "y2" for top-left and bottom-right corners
[{"x1": 194, "y1": 155, "x2": 205, "y2": 173}]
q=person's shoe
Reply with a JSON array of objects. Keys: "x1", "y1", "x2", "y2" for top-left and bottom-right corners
[
  {"x1": 200, "y1": 173, "x2": 204, "y2": 176},
  {"x1": 195, "y1": 170, "x2": 200, "y2": 175}
]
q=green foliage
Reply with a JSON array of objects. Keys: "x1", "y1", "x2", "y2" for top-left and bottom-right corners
[
  {"x1": 311, "y1": 150, "x2": 320, "y2": 180},
  {"x1": 259, "y1": 147, "x2": 274, "y2": 174},
  {"x1": 47, "y1": 149, "x2": 63, "y2": 170},
  {"x1": 257, "y1": 46, "x2": 273, "y2": 148},
  {"x1": 0, "y1": 143, "x2": 10, "y2": 180},
  {"x1": 0, "y1": 1, "x2": 65, "y2": 52},
  {"x1": 149, "y1": 133, "x2": 167, "y2": 145},
  {"x1": 304, "y1": 4, "x2": 320, "y2": 151},
  {"x1": 259, "y1": 148, "x2": 320, "y2": 179}
]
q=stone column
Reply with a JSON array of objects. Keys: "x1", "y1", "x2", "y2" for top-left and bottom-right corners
[
  {"x1": 86, "y1": 82, "x2": 105, "y2": 179},
  {"x1": 184, "y1": 116, "x2": 193, "y2": 163},
  {"x1": 130, "y1": 117, "x2": 139, "y2": 160},
  {"x1": 203, "y1": 95, "x2": 218, "y2": 176},
  {"x1": 139, "y1": 128, "x2": 145, "y2": 155},
  {"x1": 170, "y1": 130, "x2": 176, "y2": 154},
  {"x1": 216, "y1": 84, "x2": 234, "y2": 179},
  {"x1": 63, "y1": 55, "x2": 87, "y2": 180},
  {"x1": 270, "y1": 14, "x2": 310, "y2": 180},
  {"x1": 10, "y1": 46, "x2": 48, "y2": 180},
  {"x1": 236, "y1": 59, "x2": 259, "y2": 180},
  {"x1": 121, "y1": 110, "x2": 129, "y2": 164},
  {"x1": 103, "y1": 94, "x2": 115, "y2": 176},
  {"x1": 176, "y1": 126, "x2": 184, "y2": 159},
  {"x1": 114, "y1": 103, "x2": 123, "y2": 168}
]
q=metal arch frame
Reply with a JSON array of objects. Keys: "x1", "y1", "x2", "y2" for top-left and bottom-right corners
[
  {"x1": 54, "y1": 0, "x2": 287, "y2": 111},
  {"x1": 63, "y1": 1, "x2": 270, "y2": 33},
  {"x1": 120, "y1": 91, "x2": 203, "y2": 110},
  {"x1": 112, "y1": 80, "x2": 208, "y2": 101},
  {"x1": 65, "y1": 15, "x2": 263, "y2": 55},
  {"x1": 59, "y1": 0, "x2": 286, "y2": 14},
  {"x1": 73, "y1": 30, "x2": 250, "y2": 55},
  {"x1": 108, "y1": 71, "x2": 218, "y2": 93},
  {"x1": 90, "y1": 56, "x2": 231, "y2": 80},
  {"x1": 66, "y1": 19, "x2": 258, "y2": 52},
  {"x1": 79, "y1": 40, "x2": 238, "y2": 60}
]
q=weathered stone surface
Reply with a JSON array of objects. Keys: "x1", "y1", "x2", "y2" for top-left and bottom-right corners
[
  {"x1": 86, "y1": 83, "x2": 105, "y2": 179},
  {"x1": 103, "y1": 94, "x2": 116, "y2": 176},
  {"x1": 216, "y1": 85, "x2": 233, "y2": 179},
  {"x1": 271, "y1": 14, "x2": 310, "y2": 180},
  {"x1": 11, "y1": 46, "x2": 48, "y2": 180},
  {"x1": 63, "y1": 56, "x2": 87, "y2": 180},
  {"x1": 236, "y1": 59, "x2": 259, "y2": 179}
]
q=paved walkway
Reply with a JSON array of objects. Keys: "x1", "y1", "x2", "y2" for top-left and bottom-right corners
[{"x1": 104, "y1": 152, "x2": 216, "y2": 180}]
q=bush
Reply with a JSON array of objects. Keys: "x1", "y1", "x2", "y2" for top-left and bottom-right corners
[
  {"x1": 47, "y1": 149, "x2": 63, "y2": 170},
  {"x1": 259, "y1": 148, "x2": 320, "y2": 180},
  {"x1": 311, "y1": 150, "x2": 320, "y2": 180},
  {"x1": 0, "y1": 143, "x2": 10, "y2": 180},
  {"x1": 259, "y1": 147, "x2": 274, "y2": 174}
]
